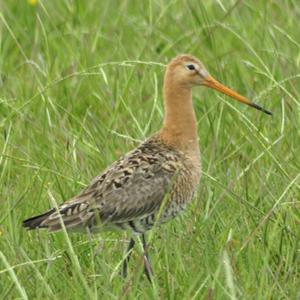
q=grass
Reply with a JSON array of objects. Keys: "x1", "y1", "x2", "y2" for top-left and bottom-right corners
[{"x1": 0, "y1": 0, "x2": 300, "y2": 299}]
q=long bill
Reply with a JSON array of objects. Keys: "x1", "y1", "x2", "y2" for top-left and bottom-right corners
[{"x1": 203, "y1": 75, "x2": 272, "y2": 115}]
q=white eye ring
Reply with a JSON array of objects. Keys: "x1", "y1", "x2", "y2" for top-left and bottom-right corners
[{"x1": 186, "y1": 64, "x2": 196, "y2": 71}]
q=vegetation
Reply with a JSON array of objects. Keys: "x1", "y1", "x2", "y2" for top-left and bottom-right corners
[{"x1": 0, "y1": 1, "x2": 299, "y2": 299}]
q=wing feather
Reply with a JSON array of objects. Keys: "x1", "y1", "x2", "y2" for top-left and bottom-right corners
[{"x1": 33, "y1": 138, "x2": 183, "y2": 231}]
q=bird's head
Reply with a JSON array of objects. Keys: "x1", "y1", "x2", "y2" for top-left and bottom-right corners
[{"x1": 165, "y1": 54, "x2": 272, "y2": 115}]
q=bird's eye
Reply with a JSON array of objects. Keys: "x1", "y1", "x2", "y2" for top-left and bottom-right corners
[{"x1": 186, "y1": 64, "x2": 196, "y2": 71}]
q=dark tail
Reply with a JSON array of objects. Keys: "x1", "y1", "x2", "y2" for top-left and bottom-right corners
[{"x1": 23, "y1": 209, "x2": 56, "y2": 230}]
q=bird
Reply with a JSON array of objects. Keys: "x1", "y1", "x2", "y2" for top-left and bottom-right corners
[{"x1": 23, "y1": 54, "x2": 272, "y2": 281}]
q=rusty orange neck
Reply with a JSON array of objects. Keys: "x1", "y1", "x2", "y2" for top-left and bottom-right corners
[{"x1": 160, "y1": 75, "x2": 198, "y2": 153}]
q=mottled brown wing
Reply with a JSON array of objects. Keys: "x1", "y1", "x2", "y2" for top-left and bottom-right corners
[{"x1": 38, "y1": 140, "x2": 182, "y2": 231}]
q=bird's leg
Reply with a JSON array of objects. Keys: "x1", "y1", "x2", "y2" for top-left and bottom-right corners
[
  {"x1": 122, "y1": 238, "x2": 135, "y2": 278},
  {"x1": 141, "y1": 234, "x2": 153, "y2": 283}
]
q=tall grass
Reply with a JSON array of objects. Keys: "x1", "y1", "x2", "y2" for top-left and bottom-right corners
[{"x1": 0, "y1": 1, "x2": 299, "y2": 299}]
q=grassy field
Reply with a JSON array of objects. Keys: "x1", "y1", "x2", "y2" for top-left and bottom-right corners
[{"x1": 1, "y1": 0, "x2": 300, "y2": 299}]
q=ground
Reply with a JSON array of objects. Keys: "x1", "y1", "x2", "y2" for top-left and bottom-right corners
[{"x1": 0, "y1": 1, "x2": 299, "y2": 299}]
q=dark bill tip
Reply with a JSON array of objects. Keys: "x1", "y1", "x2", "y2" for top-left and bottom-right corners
[{"x1": 250, "y1": 103, "x2": 273, "y2": 116}]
